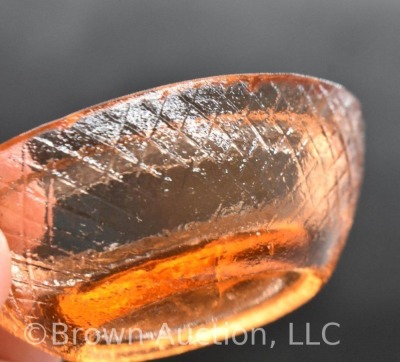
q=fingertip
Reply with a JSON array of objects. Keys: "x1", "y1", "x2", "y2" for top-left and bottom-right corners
[{"x1": 0, "y1": 230, "x2": 11, "y2": 306}]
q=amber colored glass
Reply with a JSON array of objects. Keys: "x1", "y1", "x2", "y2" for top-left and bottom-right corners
[{"x1": 0, "y1": 74, "x2": 364, "y2": 361}]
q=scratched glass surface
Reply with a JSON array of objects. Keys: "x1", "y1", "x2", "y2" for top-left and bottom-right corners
[{"x1": 0, "y1": 74, "x2": 364, "y2": 361}]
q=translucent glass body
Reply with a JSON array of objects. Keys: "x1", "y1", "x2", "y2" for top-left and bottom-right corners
[{"x1": 0, "y1": 74, "x2": 364, "y2": 361}]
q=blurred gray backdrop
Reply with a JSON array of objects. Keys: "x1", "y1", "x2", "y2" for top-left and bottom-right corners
[{"x1": 0, "y1": 1, "x2": 399, "y2": 361}]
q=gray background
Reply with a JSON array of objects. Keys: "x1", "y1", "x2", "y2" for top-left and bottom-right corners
[{"x1": 0, "y1": 1, "x2": 399, "y2": 361}]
